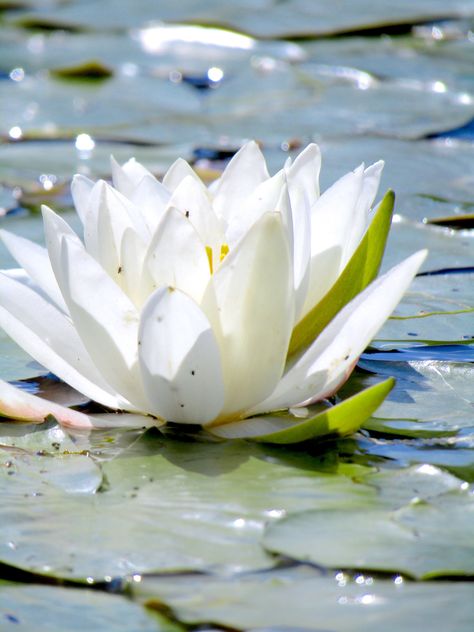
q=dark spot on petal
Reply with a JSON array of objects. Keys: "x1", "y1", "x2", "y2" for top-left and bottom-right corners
[
  {"x1": 191, "y1": 370, "x2": 195, "y2": 375},
  {"x1": 180, "y1": 403, "x2": 184, "y2": 408},
  {"x1": 117, "y1": 266, "x2": 122, "y2": 274},
  {"x1": 185, "y1": 210, "x2": 190, "y2": 218}
]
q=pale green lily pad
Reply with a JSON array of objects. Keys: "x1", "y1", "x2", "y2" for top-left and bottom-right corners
[
  {"x1": 0, "y1": 431, "x2": 377, "y2": 580},
  {"x1": 132, "y1": 565, "x2": 474, "y2": 632},
  {"x1": 0, "y1": 583, "x2": 180, "y2": 631},
  {"x1": 316, "y1": 137, "x2": 474, "y2": 224},
  {"x1": 0, "y1": 74, "x2": 200, "y2": 139},
  {"x1": 208, "y1": 65, "x2": 474, "y2": 141},
  {"x1": 208, "y1": 378, "x2": 394, "y2": 443},
  {"x1": 263, "y1": 489, "x2": 474, "y2": 579},
  {"x1": 360, "y1": 463, "x2": 466, "y2": 508},
  {"x1": 0, "y1": 447, "x2": 102, "y2": 494},
  {"x1": 0, "y1": 141, "x2": 194, "y2": 192},
  {"x1": 347, "y1": 361, "x2": 474, "y2": 437},
  {"x1": 377, "y1": 273, "x2": 474, "y2": 344},
  {"x1": 9, "y1": 0, "x2": 474, "y2": 36}
]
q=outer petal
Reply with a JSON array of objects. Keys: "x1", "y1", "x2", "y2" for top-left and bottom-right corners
[
  {"x1": 44, "y1": 220, "x2": 148, "y2": 410},
  {"x1": 0, "y1": 230, "x2": 67, "y2": 312},
  {"x1": 211, "y1": 141, "x2": 270, "y2": 224},
  {"x1": 0, "y1": 272, "x2": 126, "y2": 409},
  {"x1": 142, "y1": 206, "x2": 211, "y2": 304},
  {"x1": 202, "y1": 212, "x2": 294, "y2": 420},
  {"x1": 0, "y1": 378, "x2": 95, "y2": 429},
  {"x1": 249, "y1": 250, "x2": 427, "y2": 414},
  {"x1": 0, "y1": 380, "x2": 160, "y2": 430},
  {"x1": 138, "y1": 287, "x2": 225, "y2": 423}
]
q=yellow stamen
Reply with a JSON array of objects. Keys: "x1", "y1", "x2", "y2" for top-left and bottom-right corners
[
  {"x1": 205, "y1": 246, "x2": 213, "y2": 274},
  {"x1": 220, "y1": 244, "x2": 229, "y2": 262}
]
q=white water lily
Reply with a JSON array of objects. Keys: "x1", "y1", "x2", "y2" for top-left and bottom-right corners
[{"x1": 0, "y1": 142, "x2": 426, "y2": 442}]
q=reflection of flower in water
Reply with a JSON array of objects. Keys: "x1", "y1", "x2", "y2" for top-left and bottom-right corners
[{"x1": 0, "y1": 141, "x2": 425, "y2": 440}]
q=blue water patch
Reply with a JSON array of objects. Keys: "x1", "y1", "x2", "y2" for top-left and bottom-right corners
[{"x1": 427, "y1": 117, "x2": 474, "y2": 141}]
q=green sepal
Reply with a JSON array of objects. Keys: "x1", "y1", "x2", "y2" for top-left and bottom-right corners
[
  {"x1": 288, "y1": 189, "x2": 394, "y2": 358},
  {"x1": 207, "y1": 377, "x2": 395, "y2": 444}
]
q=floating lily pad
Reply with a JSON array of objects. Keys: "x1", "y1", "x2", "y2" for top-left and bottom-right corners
[
  {"x1": 376, "y1": 273, "x2": 474, "y2": 344},
  {"x1": 132, "y1": 565, "x2": 474, "y2": 632},
  {"x1": 263, "y1": 489, "x2": 474, "y2": 579},
  {"x1": 0, "y1": 583, "x2": 180, "y2": 631},
  {"x1": 0, "y1": 430, "x2": 376, "y2": 580}
]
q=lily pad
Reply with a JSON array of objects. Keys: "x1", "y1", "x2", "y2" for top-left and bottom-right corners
[
  {"x1": 263, "y1": 489, "x2": 474, "y2": 579},
  {"x1": 0, "y1": 430, "x2": 376, "y2": 580},
  {"x1": 132, "y1": 565, "x2": 474, "y2": 632},
  {"x1": 0, "y1": 583, "x2": 180, "y2": 631},
  {"x1": 376, "y1": 272, "x2": 474, "y2": 344}
]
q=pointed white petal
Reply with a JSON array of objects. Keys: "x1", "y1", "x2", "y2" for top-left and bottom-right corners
[
  {"x1": 288, "y1": 183, "x2": 311, "y2": 321},
  {"x1": 250, "y1": 250, "x2": 427, "y2": 414},
  {"x1": 111, "y1": 156, "x2": 154, "y2": 198},
  {"x1": 139, "y1": 287, "x2": 224, "y2": 423},
  {"x1": 87, "y1": 412, "x2": 162, "y2": 429},
  {"x1": 56, "y1": 236, "x2": 148, "y2": 410},
  {"x1": 0, "y1": 229, "x2": 67, "y2": 312},
  {"x1": 142, "y1": 206, "x2": 211, "y2": 304},
  {"x1": 286, "y1": 142, "x2": 321, "y2": 206},
  {"x1": 0, "y1": 272, "x2": 127, "y2": 409},
  {"x1": 82, "y1": 181, "x2": 149, "y2": 280},
  {"x1": 300, "y1": 245, "x2": 342, "y2": 319},
  {"x1": 0, "y1": 378, "x2": 95, "y2": 429},
  {"x1": 340, "y1": 160, "x2": 385, "y2": 269},
  {"x1": 162, "y1": 157, "x2": 202, "y2": 191},
  {"x1": 202, "y1": 212, "x2": 294, "y2": 418},
  {"x1": 212, "y1": 141, "x2": 270, "y2": 224},
  {"x1": 167, "y1": 175, "x2": 224, "y2": 252},
  {"x1": 71, "y1": 174, "x2": 95, "y2": 224},
  {"x1": 119, "y1": 228, "x2": 149, "y2": 308},
  {"x1": 128, "y1": 173, "x2": 170, "y2": 233},
  {"x1": 224, "y1": 170, "x2": 287, "y2": 247}
]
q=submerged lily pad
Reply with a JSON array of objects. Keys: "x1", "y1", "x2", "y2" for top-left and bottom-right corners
[
  {"x1": 263, "y1": 489, "x2": 474, "y2": 579},
  {"x1": 133, "y1": 565, "x2": 474, "y2": 632}
]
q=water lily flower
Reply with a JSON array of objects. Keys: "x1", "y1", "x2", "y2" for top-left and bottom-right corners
[{"x1": 0, "y1": 142, "x2": 426, "y2": 443}]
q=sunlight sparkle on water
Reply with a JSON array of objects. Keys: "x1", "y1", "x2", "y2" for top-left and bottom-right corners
[{"x1": 75, "y1": 133, "x2": 95, "y2": 152}]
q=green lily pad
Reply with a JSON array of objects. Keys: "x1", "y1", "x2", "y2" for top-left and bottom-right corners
[
  {"x1": 0, "y1": 583, "x2": 180, "y2": 631},
  {"x1": 0, "y1": 430, "x2": 376, "y2": 580},
  {"x1": 208, "y1": 378, "x2": 394, "y2": 443},
  {"x1": 376, "y1": 273, "x2": 474, "y2": 344},
  {"x1": 263, "y1": 489, "x2": 474, "y2": 579},
  {"x1": 132, "y1": 565, "x2": 474, "y2": 632},
  {"x1": 50, "y1": 59, "x2": 114, "y2": 80},
  {"x1": 428, "y1": 213, "x2": 474, "y2": 228}
]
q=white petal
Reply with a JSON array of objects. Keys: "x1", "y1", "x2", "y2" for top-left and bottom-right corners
[
  {"x1": 111, "y1": 156, "x2": 154, "y2": 198},
  {"x1": 82, "y1": 181, "x2": 149, "y2": 280},
  {"x1": 55, "y1": 235, "x2": 148, "y2": 410},
  {"x1": 202, "y1": 212, "x2": 294, "y2": 418},
  {"x1": 166, "y1": 175, "x2": 224, "y2": 252},
  {"x1": 0, "y1": 271, "x2": 128, "y2": 409},
  {"x1": 250, "y1": 250, "x2": 427, "y2": 414},
  {"x1": 211, "y1": 141, "x2": 270, "y2": 224},
  {"x1": 87, "y1": 412, "x2": 162, "y2": 429},
  {"x1": 128, "y1": 173, "x2": 170, "y2": 233},
  {"x1": 119, "y1": 228, "x2": 149, "y2": 308},
  {"x1": 340, "y1": 160, "x2": 384, "y2": 269},
  {"x1": 0, "y1": 378, "x2": 94, "y2": 429},
  {"x1": 162, "y1": 157, "x2": 202, "y2": 191},
  {"x1": 138, "y1": 287, "x2": 224, "y2": 424},
  {"x1": 142, "y1": 206, "x2": 211, "y2": 304},
  {"x1": 71, "y1": 174, "x2": 94, "y2": 224},
  {"x1": 288, "y1": 183, "x2": 311, "y2": 322},
  {"x1": 224, "y1": 170, "x2": 287, "y2": 247},
  {"x1": 0, "y1": 229, "x2": 67, "y2": 312},
  {"x1": 286, "y1": 142, "x2": 321, "y2": 206}
]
